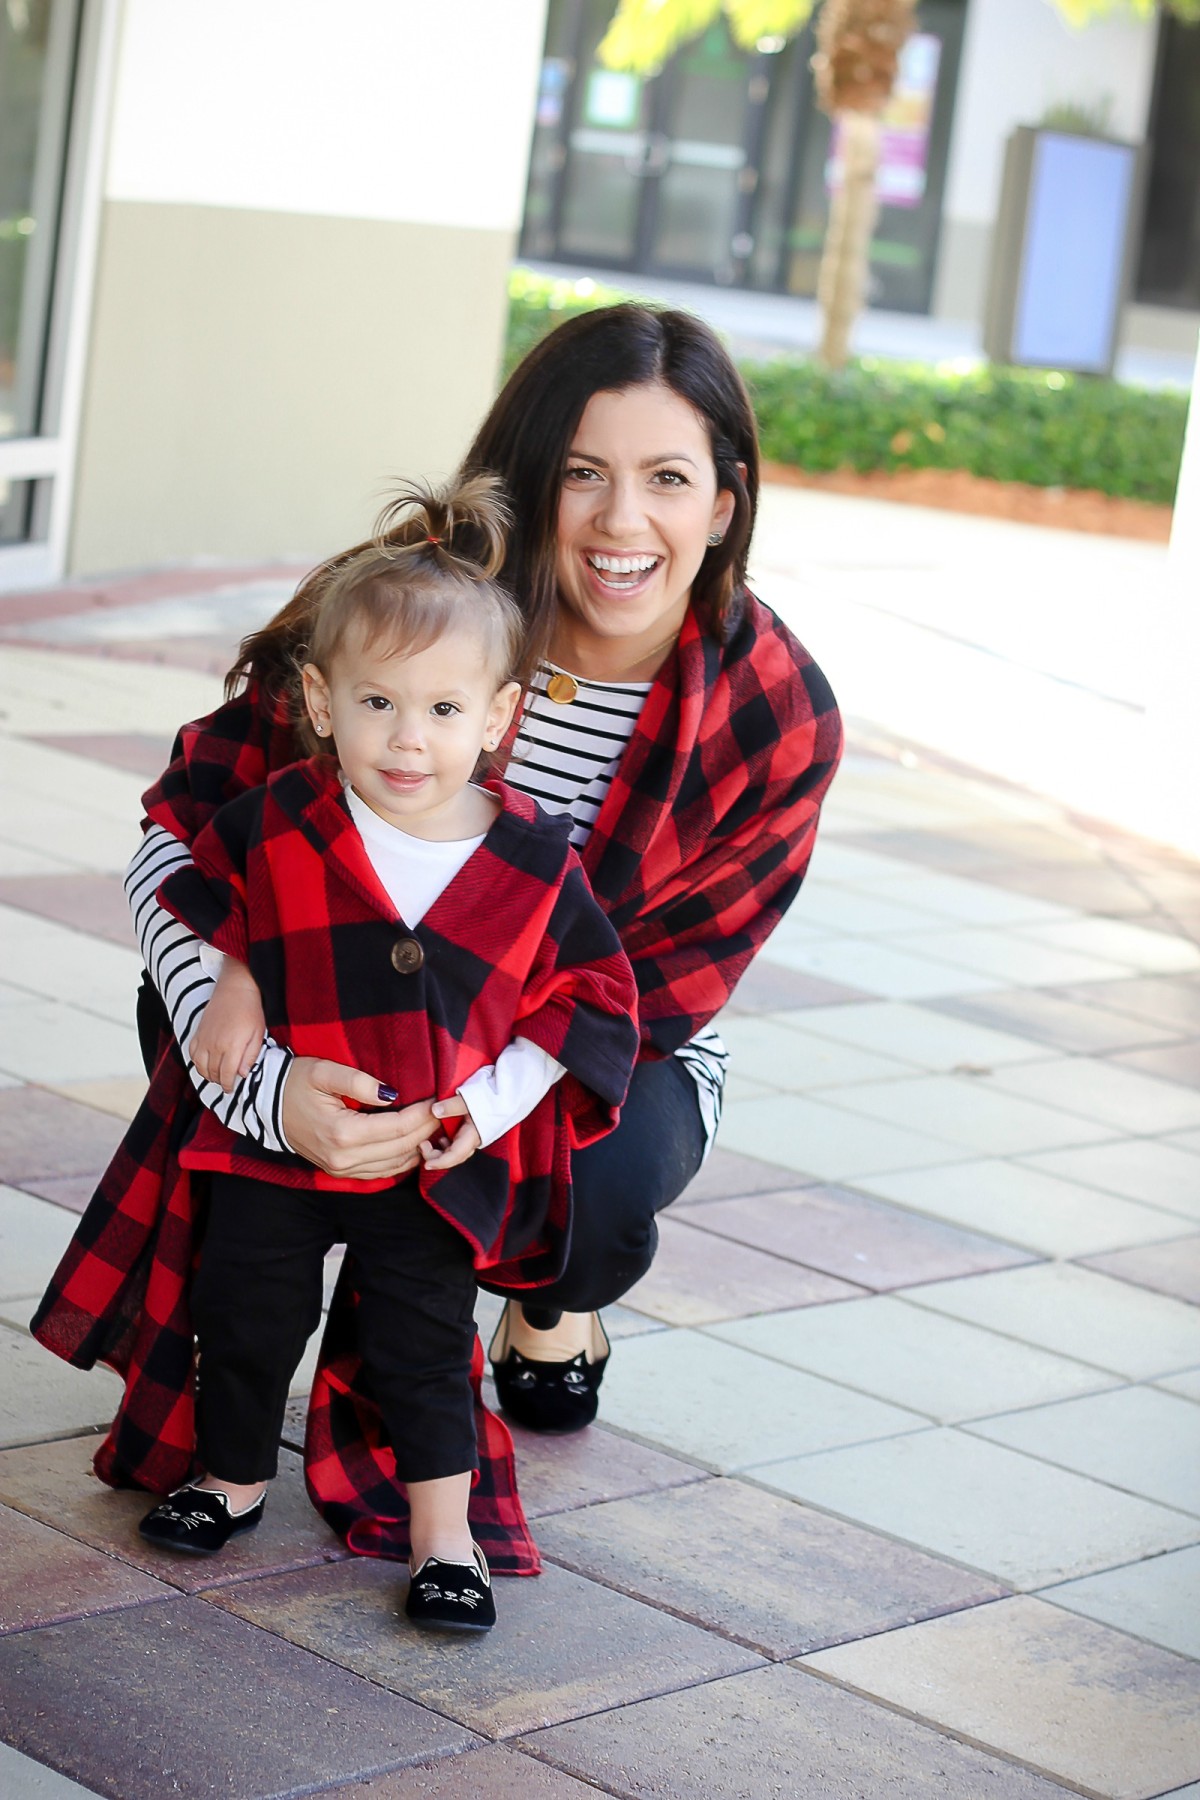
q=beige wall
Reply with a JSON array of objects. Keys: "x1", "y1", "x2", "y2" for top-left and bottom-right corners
[{"x1": 68, "y1": 202, "x2": 513, "y2": 573}]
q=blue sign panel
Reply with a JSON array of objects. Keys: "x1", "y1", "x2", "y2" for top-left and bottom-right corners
[{"x1": 1013, "y1": 134, "x2": 1137, "y2": 373}]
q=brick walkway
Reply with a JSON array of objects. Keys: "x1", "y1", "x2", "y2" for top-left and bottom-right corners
[{"x1": 1, "y1": 550, "x2": 1198, "y2": 1800}]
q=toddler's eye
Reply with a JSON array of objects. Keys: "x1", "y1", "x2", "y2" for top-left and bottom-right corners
[
  {"x1": 431, "y1": 701, "x2": 460, "y2": 718},
  {"x1": 364, "y1": 695, "x2": 392, "y2": 711}
]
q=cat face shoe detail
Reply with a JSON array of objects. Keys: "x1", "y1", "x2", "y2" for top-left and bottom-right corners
[
  {"x1": 405, "y1": 1544, "x2": 496, "y2": 1633},
  {"x1": 138, "y1": 1484, "x2": 265, "y2": 1557},
  {"x1": 488, "y1": 1305, "x2": 610, "y2": 1434}
]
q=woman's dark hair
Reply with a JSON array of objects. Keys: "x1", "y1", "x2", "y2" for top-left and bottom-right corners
[{"x1": 461, "y1": 302, "x2": 760, "y2": 665}]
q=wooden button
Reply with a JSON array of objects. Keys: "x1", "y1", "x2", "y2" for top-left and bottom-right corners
[{"x1": 390, "y1": 935, "x2": 424, "y2": 975}]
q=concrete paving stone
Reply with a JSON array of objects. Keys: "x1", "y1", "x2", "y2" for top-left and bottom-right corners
[
  {"x1": 801, "y1": 1594, "x2": 1200, "y2": 1800},
  {"x1": 855, "y1": 1158, "x2": 1190, "y2": 1259},
  {"x1": 1022, "y1": 1139, "x2": 1200, "y2": 1221},
  {"x1": 1171, "y1": 1128, "x2": 1200, "y2": 1156},
  {"x1": 1156, "y1": 1369, "x2": 1200, "y2": 1403},
  {"x1": 825, "y1": 1071, "x2": 1112, "y2": 1156},
  {"x1": 621, "y1": 1214, "x2": 863, "y2": 1325},
  {"x1": 14, "y1": 1173, "x2": 101, "y2": 1214},
  {"x1": 0, "y1": 1502, "x2": 172, "y2": 1631},
  {"x1": 1040, "y1": 1543, "x2": 1200, "y2": 1661},
  {"x1": 0, "y1": 1085, "x2": 125, "y2": 1184},
  {"x1": 33, "y1": 731, "x2": 175, "y2": 781},
  {"x1": 858, "y1": 867, "x2": 1084, "y2": 928},
  {"x1": 990, "y1": 1056, "x2": 1200, "y2": 1135},
  {"x1": 0, "y1": 1000, "x2": 144, "y2": 1083},
  {"x1": 718, "y1": 1012, "x2": 916, "y2": 1089},
  {"x1": 1083, "y1": 1236, "x2": 1200, "y2": 1305},
  {"x1": 681, "y1": 1183, "x2": 1034, "y2": 1290},
  {"x1": 1019, "y1": 917, "x2": 1200, "y2": 975},
  {"x1": 716, "y1": 1091, "x2": 966, "y2": 1182},
  {"x1": 507, "y1": 1420, "x2": 707, "y2": 1521},
  {"x1": 0, "y1": 1594, "x2": 476, "y2": 1800},
  {"x1": 210, "y1": 1555, "x2": 762, "y2": 1740},
  {"x1": 1114, "y1": 1041, "x2": 1200, "y2": 1090},
  {"x1": 931, "y1": 988, "x2": 1186, "y2": 1055},
  {"x1": 779, "y1": 881, "x2": 948, "y2": 935},
  {"x1": 903, "y1": 1264, "x2": 1200, "y2": 1380},
  {"x1": 715, "y1": 1294, "x2": 1117, "y2": 1424},
  {"x1": 0, "y1": 1435, "x2": 348, "y2": 1593},
  {"x1": 762, "y1": 933, "x2": 1005, "y2": 1001},
  {"x1": 899, "y1": 924, "x2": 1132, "y2": 988},
  {"x1": 674, "y1": 1142, "x2": 807, "y2": 1204},
  {"x1": 0, "y1": 874, "x2": 134, "y2": 948},
  {"x1": 0, "y1": 1184, "x2": 79, "y2": 1300},
  {"x1": 43, "y1": 1077, "x2": 145, "y2": 1122},
  {"x1": 968, "y1": 1385, "x2": 1200, "y2": 1516},
  {"x1": 1057, "y1": 975, "x2": 1200, "y2": 1035},
  {"x1": 788, "y1": 998, "x2": 1051, "y2": 1071},
  {"x1": 597, "y1": 1326, "x2": 925, "y2": 1471},
  {"x1": 0, "y1": 1743, "x2": 105, "y2": 1800},
  {"x1": 520, "y1": 1660, "x2": 1075, "y2": 1799},
  {"x1": 310, "y1": 1745, "x2": 610, "y2": 1799},
  {"x1": 535, "y1": 1476, "x2": 1005, "y2": 1658},
  {"x1": 0, "y1": 1326, "x2": 122, "y2": 1448},
  {"x1": 757, "y1": 1427, "x2": 1199, "y2": 1590},
  {"x1": 0, "y1": 643, "x2": 215, "y2": 741},
  {"x1": 719, "y1": 954, "x2": 871, "y2": 1013},
  {"x1": 1153, "y1": 1789, "x2": 1200, "y2": 1799},
  {"x1": 0, "y1": 843, "x2": 80, "y2": 879}
]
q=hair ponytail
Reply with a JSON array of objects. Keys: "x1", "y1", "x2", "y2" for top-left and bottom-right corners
[{"x1": 371, "y1": 473, "x2": 509, "y2": 583}]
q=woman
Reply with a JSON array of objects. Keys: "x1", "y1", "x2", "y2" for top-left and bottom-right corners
[{"x1": 34, "y1": 303, "x2": 841, "y2": 1568}]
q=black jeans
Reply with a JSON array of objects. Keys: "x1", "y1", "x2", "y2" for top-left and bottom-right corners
[
  {"x1": 485, "y1": 1052, "x2": 707, "y2": 1315},
  {"x1": 191, "y1": 1171, "x2": 479, "y2": 1485}
]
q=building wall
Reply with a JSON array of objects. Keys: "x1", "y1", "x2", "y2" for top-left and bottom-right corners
[
  {"x1": 934, "y1": 0, "x2": 1159, "y2": 325},
  {"x1": 69, "y1": 0, "x2": 547, "y2": 575}
]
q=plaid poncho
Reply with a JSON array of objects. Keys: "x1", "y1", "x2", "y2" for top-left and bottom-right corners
[{"x1": 32, "y1": 590, "x2": 840, "y2": 1572}]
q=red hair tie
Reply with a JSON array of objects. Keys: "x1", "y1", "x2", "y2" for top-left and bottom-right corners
[{"x1": 426, "y1": 533, "x2": 441, "y2": 545}]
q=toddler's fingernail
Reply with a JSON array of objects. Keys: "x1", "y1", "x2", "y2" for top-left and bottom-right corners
[
  {"x1": 431, "y1": 1103, "x2": 445, "y2": 1117},
  {"x1": 377, "y1": 1084, "x2": 399, "y2": 1103}
]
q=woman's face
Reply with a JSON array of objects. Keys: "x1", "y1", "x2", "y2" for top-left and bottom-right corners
[{"x1": 554, "y1": 382, "x2": 736, "y2": 673}]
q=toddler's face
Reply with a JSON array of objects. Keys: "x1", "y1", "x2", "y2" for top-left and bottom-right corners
[{"x1": 303, "y1": 624, "x2": 519, "y2": 839}]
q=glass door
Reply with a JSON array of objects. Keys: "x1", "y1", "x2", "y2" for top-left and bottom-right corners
[{"x1": 1, "y1": 0, "x2": 82, "y2": 547}]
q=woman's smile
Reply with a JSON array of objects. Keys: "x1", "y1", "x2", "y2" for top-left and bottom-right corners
[{"x1": 554, "y1": 382, "x2": 735, "y2": 679}]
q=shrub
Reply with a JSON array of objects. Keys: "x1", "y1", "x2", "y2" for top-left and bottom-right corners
[{"x1": 503, "y1": 269, "x2": 1189, "y2": 505}]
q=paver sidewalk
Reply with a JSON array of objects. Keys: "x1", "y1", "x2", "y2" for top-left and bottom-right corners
[{"x1": 1, "y1": 541, "x2": 1198, "y2": 1800}]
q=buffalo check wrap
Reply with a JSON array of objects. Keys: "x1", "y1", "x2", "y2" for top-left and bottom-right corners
[
  {"x1": 32, "y1": 590, "x2": 840, "y2": 1572},
  {"x1": 163, "y1": 759, "x2": 640, "y2": 1280}
]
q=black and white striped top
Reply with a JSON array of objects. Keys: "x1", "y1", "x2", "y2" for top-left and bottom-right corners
[
  {"x1": 505, "y1": 665, "x2": 727, "y2": 1148},
  {"x1": 125, "y1": 663, "x2": 728, "y2": 1153}
]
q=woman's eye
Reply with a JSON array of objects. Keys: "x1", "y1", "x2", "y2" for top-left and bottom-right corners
[
  {"x1": 564, "y1": 464, "x2": 600, "y2": 483},
  {"x1": 654, "y1": 468, "x2": 689, "y2": 486},
  {"x1": 431, "y1": 701, "x2": 460, "y2": 718}
]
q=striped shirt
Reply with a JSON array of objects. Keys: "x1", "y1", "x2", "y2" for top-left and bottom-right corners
[{"x1": 505, "y1": 665, "x2": 727, "y2": 1150}]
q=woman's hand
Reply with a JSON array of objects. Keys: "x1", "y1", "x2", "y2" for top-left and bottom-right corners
[
  {"x1": 281, "y1": 1058, "x2": 438, "y2": 1181},
  {"x1": 421, "y1": 1093, "x2": 482, "y2": 1171}
]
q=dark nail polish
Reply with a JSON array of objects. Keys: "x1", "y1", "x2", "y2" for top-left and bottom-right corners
[{"x1": 377, "y1": 1084, "x2": 399, "y2": 1103}]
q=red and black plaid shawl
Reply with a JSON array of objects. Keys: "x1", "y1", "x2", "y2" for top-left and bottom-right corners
[
  {"x1": 163, "y1": 758, "x2": 639, "y2": 1282},
  {"x1": 32, "y1": 589, "x2": 839, "y2": 1570}
]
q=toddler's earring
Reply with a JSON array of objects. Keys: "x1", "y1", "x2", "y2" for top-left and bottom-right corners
[
  {"x1": 707, "y1": 531, "x2": 724, "y2": 546},
  {"x1": 314, "y1": 723, "x2": 325, "y2": 735}
]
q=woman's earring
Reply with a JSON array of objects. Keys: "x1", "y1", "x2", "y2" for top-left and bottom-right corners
[{"x1": 707, "y1": 531, "x2": 724, "y2": 546}]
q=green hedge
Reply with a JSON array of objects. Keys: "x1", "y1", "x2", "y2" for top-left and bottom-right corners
[{"x1": 505, "y1": 269, "x2": 1188, "y2": 505}]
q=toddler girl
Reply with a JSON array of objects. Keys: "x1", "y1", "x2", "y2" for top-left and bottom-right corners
[{"x1": 136, "y1": 476, "x2": 639, "y2": 1632}]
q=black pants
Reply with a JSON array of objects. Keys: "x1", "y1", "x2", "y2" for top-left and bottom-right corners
[
  {"x1": 485, "y1": 1052, "x2": 707, "y2": 1315},
  {"x1": 191, "y1": 1172, "x2": 479, "y2": 1485}
]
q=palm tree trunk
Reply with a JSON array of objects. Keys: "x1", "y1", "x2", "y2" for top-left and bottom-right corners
[{"x1": 817, "y1": 110, "x2": 881, "y2": 369}]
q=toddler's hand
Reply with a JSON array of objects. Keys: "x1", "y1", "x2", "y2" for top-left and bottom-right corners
[
  {"x1": 420, "y1": 1093, "x2": 482, "y2": 1170},
  {"x1": 192, "y1": 959, "x2": 266, "y2": 1093}
]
